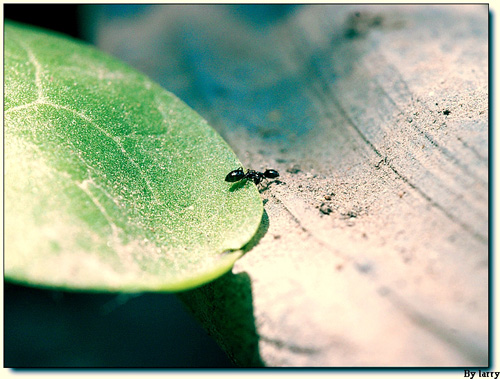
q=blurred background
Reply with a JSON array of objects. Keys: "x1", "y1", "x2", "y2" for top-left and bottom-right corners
[{"x1": 4, "y1": 4, "x2": 304, "y2": 368}]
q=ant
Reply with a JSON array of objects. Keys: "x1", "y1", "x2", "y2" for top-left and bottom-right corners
[{"x1": 225, "y1": 167, "x2": 279, "y2": 185}]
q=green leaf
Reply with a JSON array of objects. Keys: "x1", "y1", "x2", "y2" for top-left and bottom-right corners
[{"x1": 4, "y1": 22, "x2": 263, "y2": 292}]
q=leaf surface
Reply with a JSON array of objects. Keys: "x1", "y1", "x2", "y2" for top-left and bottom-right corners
[{"x1": 4, "y1": 22, "x2": 263, "y2": 292}]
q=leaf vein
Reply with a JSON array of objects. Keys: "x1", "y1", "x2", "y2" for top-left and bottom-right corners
[
  {"x1": 7, "y1": 99, "x2": 162, "y2": 204},
  {"x1": 51, "y1": 102, "x2": 162, "y2": 204},
  {"x1": 76, "y1": 178, "x2": 121, "y2": 239},
  {"x1": 17, "y1": 40, "x2": 45, "y2": 101}
]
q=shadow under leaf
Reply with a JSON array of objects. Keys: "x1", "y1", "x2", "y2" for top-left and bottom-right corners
[
  {"x1": 177, "y1": 271, "x2": 264, "y2": 367},
  {"x1": 177, "y1": 210, "x2": 270, "y2": 367}
]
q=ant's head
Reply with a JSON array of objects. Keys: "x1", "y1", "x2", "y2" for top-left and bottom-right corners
[{"x1": 225, "y1": 167, "x2": 245, "y2": 182}]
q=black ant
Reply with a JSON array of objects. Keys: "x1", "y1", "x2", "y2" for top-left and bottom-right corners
[{"x1": 225, "y1": 167, "x2": 279, "y2": 185}]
